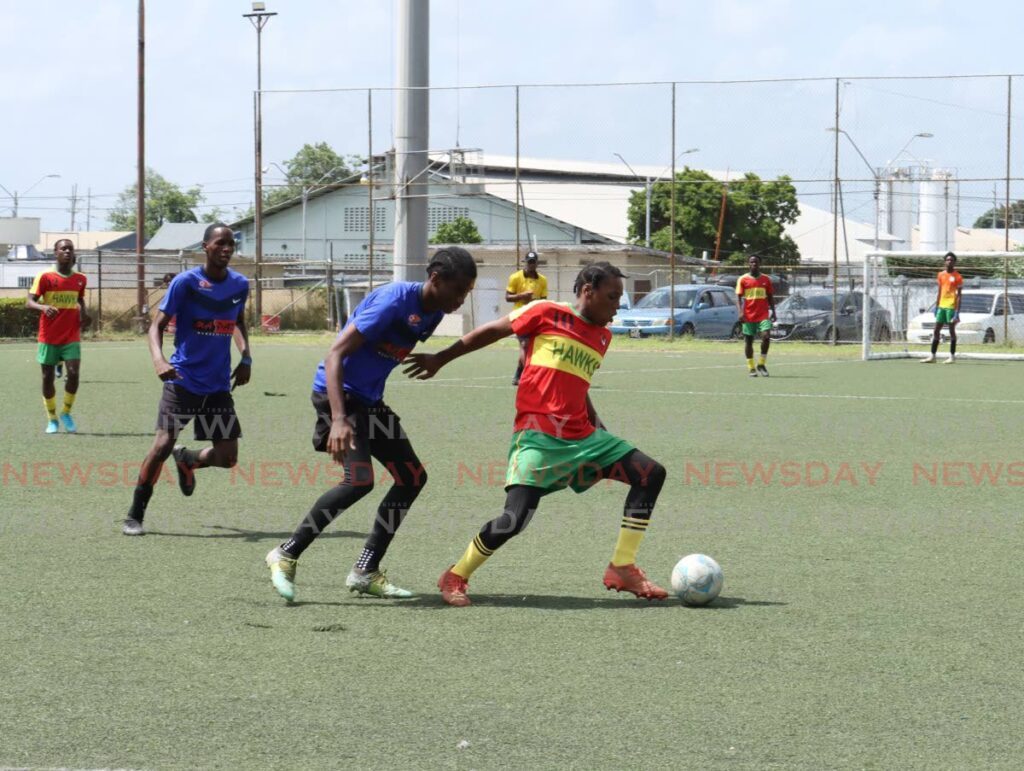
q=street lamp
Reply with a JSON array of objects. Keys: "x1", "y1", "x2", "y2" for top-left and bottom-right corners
[
  {"x1": 614, "y1": 148, "x2": 699, "y2": 248},
  {"x1": 0, "y1": 174, "x2": 61, "y2": 217},
  {"x1": 243, "y1": 1, "x2": 276, "y2": 323},
  {"x1": 826, "y1": 128, "x2": 932, "y2": 356}
]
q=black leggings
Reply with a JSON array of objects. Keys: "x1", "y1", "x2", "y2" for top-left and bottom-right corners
[
  {"x1": 282, "y1": 395, "x2": 427, "y2": 561},
  {"x1": 477, "y1": 449, "x2": 666, "y2": 552}
]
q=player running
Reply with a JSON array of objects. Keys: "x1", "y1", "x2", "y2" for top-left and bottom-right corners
[
  {"x1": 264, "y1": 248, "x2": 477, "y2": 602},
  {"x1": 404, "y1": 261, "x2": 669, "y2": 607},
  {"x1": 921, "y1": 251, "x2": 963, "y2": 364},
  {"x1": 26, "y1": 239, "x2": 91, "y2": 433},
  {"x1": 735, "y1": 255, "x2": 776, "y2": 376},
  {"x1": 122, "y1": 224, "x2": 251, "y2": 536}
]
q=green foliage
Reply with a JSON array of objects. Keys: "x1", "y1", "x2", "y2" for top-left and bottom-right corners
[
  {"x1": 429, "y1": 216, "x2": 483, "y2": 244},
  {"x1": 0, "y1": 297, "x2": 38, "y2": 338},
  {"x1": 264, "y1": 142, "x2": 365, "y2": 209},
  {"x1": 107, "y1": 168, "x2": 204, "y2": 238},
  {"x1": 973, "y1": 199, "x2": 1024, "y2": 229},
  {"x1": 627, "y1": 168, "x2": 801, "y2": 266},
  {"x1": 886, "y1": 252, "x2": 1024, "y2": 279}
]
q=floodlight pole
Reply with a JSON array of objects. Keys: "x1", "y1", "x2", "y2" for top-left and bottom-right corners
[
  {"x1": 136, "y1": 0, "x2": 146, "y2": 331},
  {"x1": 244, "y1": 4, "x2": 276, "y2": 324}
]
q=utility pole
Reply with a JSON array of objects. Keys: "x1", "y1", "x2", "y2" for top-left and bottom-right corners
[
  {"x1": 69, "y1": 183, "x2": 78, "y2": 231},
  {"x1": 243, "y1": 2, "x2": 277, "y2": 323},
  {"x1": 86, "y1": 188, "x2": 92, "y2": 231}
]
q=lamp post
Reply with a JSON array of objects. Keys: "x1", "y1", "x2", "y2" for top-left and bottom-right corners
[
  {"x1": 613, "y1": 148, "x2": 698, "y2": 248},
  {"x1": 0, "y1": 174, "x2": 61, "y2": 217},
  {"x1": 243, "y1": 1, "x2": 276, "y2": 324},
  {"x1": 827, "y1": 128, "x2": 932, "y2": 357}
]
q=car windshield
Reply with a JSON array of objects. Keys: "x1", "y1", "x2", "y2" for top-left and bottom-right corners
[
  {"x1": 634, "y1": 288, "x2": 696, "y2": 310},
  {"x1": 778, "y1": 293, "x2": 835, "y2": 312},
  {"x1": 958, "y1": 294, "x2": 995, "y2": 314}
]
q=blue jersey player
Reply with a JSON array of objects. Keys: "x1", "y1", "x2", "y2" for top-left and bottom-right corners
[
  {"x1": 264, "y1": 247, "x2": 477, "y2": 601},
  {"x1": 123, "y1": 224, "x2": 252, "y2": 536}
]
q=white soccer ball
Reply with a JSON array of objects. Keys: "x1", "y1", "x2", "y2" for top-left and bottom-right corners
[{"x1": 671, "y1": 554, "x2": 723, "y2": 606}]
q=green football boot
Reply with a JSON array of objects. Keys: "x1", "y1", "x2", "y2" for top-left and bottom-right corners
[
  {"x1": 345, "y1": 568, "x2": 414, "y2": 599},
  {"x1": 265, "y1": 547, "x2": 298, "y2": 602}
]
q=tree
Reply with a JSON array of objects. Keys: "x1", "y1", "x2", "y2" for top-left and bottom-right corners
[
  {"x1": 430, "y1": 216, "x2": 483, "y2": 244},
  {"x1": 973, "y1": 200, "x2": 1024, "y2": 229},
  {"x1": 626, "y1": 168, "x2": 801, "y2": 266},
  {"x1": 264, "y1": 142, "x2": 365, "y2": 208},
  {"x1": 108, "y1": 168, "x2": 204, "y2": 238}
]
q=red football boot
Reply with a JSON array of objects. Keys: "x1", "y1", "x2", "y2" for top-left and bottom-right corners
[
  {"x1": 438, "y1": 566, "x2": 471, "y2": 607},
  {"x1": 603, "y1": 563, "x2": 669, "y2": 601}
]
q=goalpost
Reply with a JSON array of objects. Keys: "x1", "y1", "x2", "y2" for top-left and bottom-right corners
[{"x1": 862, "y1": 251, "x2": 1024, "y2": 361}]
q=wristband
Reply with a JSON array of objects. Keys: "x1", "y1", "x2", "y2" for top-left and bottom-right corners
[{"x1": 240, "y1": 356, "x2": 253, "y2": 366}]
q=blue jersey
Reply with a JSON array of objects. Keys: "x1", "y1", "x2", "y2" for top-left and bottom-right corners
[
  {"x1": 159, "y1": 266, "x2": 249, "y2": 395},
  {"x1": 313, "y1": 281, "x2": 442, "y2": 403}
]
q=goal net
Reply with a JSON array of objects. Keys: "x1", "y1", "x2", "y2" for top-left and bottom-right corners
[{"x1": 862, "y1": 251, "x2": 1024, "y2": 361}]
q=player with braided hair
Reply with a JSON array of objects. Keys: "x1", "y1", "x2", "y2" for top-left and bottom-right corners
[{"x1": 405, "y1": 261, "x2": 669, "y2": 606}]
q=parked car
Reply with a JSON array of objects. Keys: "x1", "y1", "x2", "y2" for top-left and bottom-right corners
[
  {"x1": 714, "y1": 273, "x2": 790, "y2": 298},
  {"x1": 609, "y1": 284, "x2": 741, "y2": 338},
  {"x1": 906, "y1": 289, "x2": 1024, "y2": 344},
  {"x1": 771, "y1": 290, "x2": 892, "y2": 342}
]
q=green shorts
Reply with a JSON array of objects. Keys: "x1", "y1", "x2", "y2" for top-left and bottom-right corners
[
  {"x1": 742, "y1": 319, "x2": 772, "y2": 336},
  {"x1": 505, "y1": 428, "x2": 635, "y2": 494},
  {"x1": 36, "y1": 342, "x2": 81, "y2": 366},
  {"x1": 935, "y1": 307, "x2": 958, "y2": 325}
]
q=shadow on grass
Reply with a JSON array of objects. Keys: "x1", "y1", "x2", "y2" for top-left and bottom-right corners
[
  {"x1": 145, "y1": 524, "x2": 364, "y2": 541},
  {"x1": 286, "y1": 593, "x2": 785, "y2": 611},
  {"x1": 78, "y1": 380, "x2": 141, "y2": 384},
  {"x1": 76, "y1": 431, "x2": 154, "y2": 437}
]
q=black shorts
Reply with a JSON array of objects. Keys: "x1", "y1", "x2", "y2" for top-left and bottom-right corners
[
  {"x1": 156, "y1": 382, "x2": 242, "y2": 441},
  {"x1": 310, "y1": 390, "x2": 404, "y2": 452}
]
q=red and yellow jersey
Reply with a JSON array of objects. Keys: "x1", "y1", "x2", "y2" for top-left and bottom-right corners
[
  {"x1": 937, "y1": 270, "x2": 963, "y2": 309},
  {"x1": 30, "y1": 269, "x2": 87, "y2": 345},
  {"x1": 736, "y1": 273, "x2": 773, "y2": 322},
  {"x1": 509, "y1": 300, "x2": 610, "y2": 440},
  {"x1": 507, "y1": 270, "x2": 548, "y2": 309}
]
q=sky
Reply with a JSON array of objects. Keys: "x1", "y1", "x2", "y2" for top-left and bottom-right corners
[{"x1": 2, "y1": 0, "x2": 1021, "y2": 234}]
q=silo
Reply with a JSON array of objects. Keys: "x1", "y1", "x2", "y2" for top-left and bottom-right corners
[
  {"x1": 919, "y1": 169, "x2": 955, "y2": 252},
  {"x1": 880, "y1": 167, "x2": 915, "y2": 249}
]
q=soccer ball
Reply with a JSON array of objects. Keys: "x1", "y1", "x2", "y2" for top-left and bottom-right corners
[{"x1": 671, "y1": 554, "x2": 723, "y2": 606}]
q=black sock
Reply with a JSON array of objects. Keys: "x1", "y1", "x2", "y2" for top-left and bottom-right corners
[
  {"x1": 178, "y1": 447, "x2": 202, "y2": 468},
  {"x1": 128, "y1": 483, "x2": 154, "y2": 522},
  {"x1": 950, "y1": 339, "x2": 957, "y2": 356},
  {"x1": 281, "y1": 482, "x2": 374, "y2": 558},
  {"x1": 931, "y1": 338, "x2": 939, "y2": 355}
]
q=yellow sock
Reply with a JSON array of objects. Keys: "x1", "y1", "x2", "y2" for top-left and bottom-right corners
[
  {"x1": 452, "y1": 535, "x2": 494, "y2": 579},
  {"x1": 746, "y1": 358, "x2": 755, "y2": 371},
  {"x1": 43, "y1": 396, "x2": 57, "y2": 420},
  {"x1": 611, "y1": 516, "x2": 649, "y2": 566},
  {"x1": 759, "y1": 355, "x2": 766, "y2": 366},
  {"x1": 62, "y1": 391, "x2": 77, "y2": 414}
]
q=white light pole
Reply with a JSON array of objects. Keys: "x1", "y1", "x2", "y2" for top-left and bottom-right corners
[
  {"x1": 0, "y1": 174, "x2": 61, "y2": 217},
  {"x1": 614, "y1": 149, "x2": 698, "y2": 248}
]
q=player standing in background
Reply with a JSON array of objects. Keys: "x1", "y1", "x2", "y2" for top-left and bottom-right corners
[
  {"x1": 922, "y1": 251, "x2": 963, "y2": 364},
  {"x1": 735, "y1": 255, "x2": 776, "y2": 376},
  {"x1": 26, "y1": 239, "x2": 90, "y2": 433},
  {"x1": 264, "y1": 248, "x2": 477, "y2": 602},
  {"x1": 506, "y1": 251, "x2": 547, "y2": 385},
  {"x1": 122, "y1": 224, "x2": 251, "y2": 536},
  {"x1": 405, "y1": 261, "x2": 669, "y2": 607}
]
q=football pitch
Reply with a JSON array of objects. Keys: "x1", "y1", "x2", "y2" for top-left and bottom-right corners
[{"x1": 1, "y1": 336, "x2": 1022, "y2": 769}]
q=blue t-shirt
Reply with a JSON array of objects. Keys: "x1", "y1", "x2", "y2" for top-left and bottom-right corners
[
  {"x1": 159, "y1": 266, "x2": 249, "y2": 395},
  {"x1": 312, "y1": 281, "x2": 442, "y2": 403}
]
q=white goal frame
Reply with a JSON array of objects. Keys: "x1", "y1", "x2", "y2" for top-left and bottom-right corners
[{"x1": 862, "y1": 251, "x2": 1024, "y2": 361}]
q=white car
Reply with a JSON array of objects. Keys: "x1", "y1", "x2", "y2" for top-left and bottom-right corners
[{"x1": 906, "y1": 289, "x2": 1024, "y2": 344}]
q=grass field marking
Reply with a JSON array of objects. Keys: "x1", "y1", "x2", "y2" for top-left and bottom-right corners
[
  {"x1": 428, "y1": 358, "x2": 860, "y2": 382},
  {"x1": 409, "y1": 380, "x2": 1024, "y2": 406}
]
